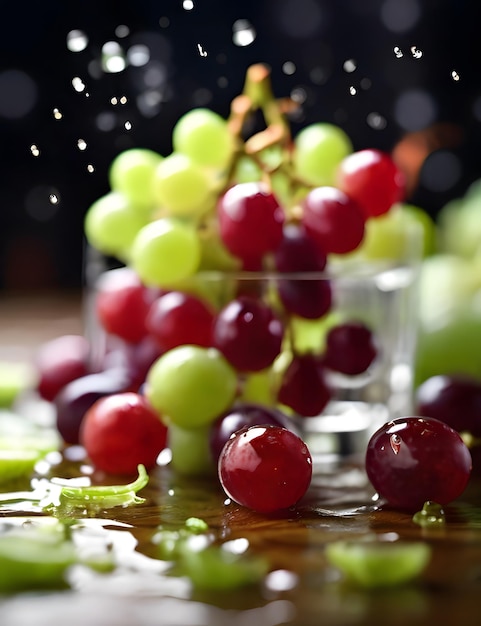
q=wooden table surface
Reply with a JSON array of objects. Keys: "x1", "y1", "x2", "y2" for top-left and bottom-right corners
[{"x1": 1, "y1": 291, "x2": 481, "y2": 626}]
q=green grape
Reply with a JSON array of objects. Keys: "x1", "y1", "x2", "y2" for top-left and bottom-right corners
[
  {"x1": 168, "y1": 423, "x2": 215, "y2": 476},
  {"x1": 84, "y1": 192, "x2": 148, "y2": 259},
  {"x1": 0, "y1": 361, "x2": 36, "y2": 407},
  {"x1": 131, "y1": 218, "x2": 201, "y2": 287},
  {"x1": 108, "y1": 148, "x2": 163, "y2": 209},
  {"x1": 293, "y1": 123, "x2": 353, "y2": 186},
  {"x1": 325, "y1": 540, "x2": 431, "y2": 588},
  {"x1": 172, "y1": 108, "x2": 235, "y2": 170},
  {"x1": 240, "y1": 369, "x2": 276, "y2": 405},
  {"x1": 146, "y1": 345, "x2": 237, "y2": 428},
  {"x1": 0, "y1": 450, "x2": 41, "y2": 485},
  {"x1": 437, "y1": 194, "x2": 481, "y2": 259},
  {"x1": 153, "y1": 153, "x2": 214, "y2": 217},
  {"x1": 234, "y1": 156, "x2": 261, "y2": 183},
  {"x1": 289, "y1": 311, "x2": 342, "y2": 354},
  {"x1": 401, "y1": 203, "x2": 436, "y2": 257}
]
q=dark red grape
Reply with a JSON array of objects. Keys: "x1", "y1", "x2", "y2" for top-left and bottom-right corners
[
  {"x1": 337, "y1": 149, "x2": 405, "y2": 218},
  {"x1": 54, "y1": 368, "x2": 134, "y2": 444},
  {"x1": 102, "y1": 336, "x2": 164, "y2": 389},
  {"x1": 277, "y1": 353, "x2": 331, "y2": 417},
  {"x1": 274, "y1": 223, "x2": 327, "y2": 273},
  {"x1": 302, "y1": 186, "x2": 365, "y2": 254},
  {"x1": 209, "y1": 402, "x2": 294, "y2": 462},
  {"x1": 95, "y1": 267, "x2": 159, "y2": 344},
  {"x1": 217, "y1": 182, "x2": 284, "y2": 263},
  {"x1": 80, "y1": 392, "x2": 168, "y2": 475},
  {"x1": 218, "y1": 425, "x2": 312, "y2": 513},
  {"x1": 34, "y1": 335, "x2": 91, "y2": 402},
  {"x1": 212, "y1": 296, "x2": 284, "y2": 371},
  {"x1": 366, "y1": 416, "x2": 472, "y2": 510},
  {"x1": 146, "y1": 291, "x2": 215, "y2": 351},
  {"x1": 415, "y1": 375, "x2": 481, "y2": 437},
  {"x1": 324, "y1": 321, "x2": 377, "y2": 375}
]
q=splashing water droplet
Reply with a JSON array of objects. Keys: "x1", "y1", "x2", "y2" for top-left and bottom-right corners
[
  {"x1": 111, "y1": 96, "x2": 118, "y2": 105},
  {"x1": 77, "y1": 138, "x2": 87, "y2": 151},
  {"x1": 30, "y1": 144, "x2": 40, "y2": 157},
  {"x1": 197, "y1": 43, "x2": 207, "y2": 57},
  {"x1": 343, "y1": 59, "x2": 357, "y2": 73},
  {"x1": 349, "y1": 86, "x2": 357, "y2": 96},
  {"x1": 53, "y1": 108, "x2": 62, "y2": 120},
  {"x1": 120, "y1": 96, "x2": 128, "y2": 104},
  {"x1": 232, "y1": 19, "x2": 256, "y2": 47},
  {"x1": 451, "y1": 70, "x2": 460, "y2": 81},
  {"x1": 102, "y1": 41, "x2": 126, "y2": 73},
  {"x1": 183, "y1": 0, "x2": 194, "y2": 9},
  {"x1": 367, "y1": 112, "x2": 387, "y2": 130},
  {"x1": 124, "y1": 121, "x2": 132, "y2": 130},
  {"x1": 49, "y1": 193, "x2": 59, "y2": 204},
  {"x1": 393, "y1": 46, "x2": 403, "y2": 58},
  {"x1": 411, "y1": 46, "x2": 423, "y2": 59},
  {"x1": 72, "y1": 76, "x2": 86, "y2": 92},
  {"x1": 87, "y1": 164, "x2": 95, "y2": 173},
  {"x1": 66, "y1": 30, "x2": 88, "y2": 53},
  {"x1": 282, "y1": 61, "x2": 296, "y2": 75}
]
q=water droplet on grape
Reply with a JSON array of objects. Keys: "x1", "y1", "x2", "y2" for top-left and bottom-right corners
[
  {"x1": 410, "y1": 45, "x2": 423, "y2": 59},
  {"x1": 197, "y1": 43, "x2": 207, "y2": 57},
  {"x1": 77, "y1": 138, "x2": 87, "y2": 151},
  {"x1": 102, "y1": 41, "x2": 126, "y2": 73},
  {"x1": 232, "y1": 19, "x2": 256, "y2": 47},
  {"x1": 30, "y1": 144, "x2": 40, "y2": 157},
  {"x1": 349, "y1": 86, "x2": 357, "y2": 96},
  {"x1": 367, "y1": 112, "x2": 387, "y2": 129},
  {"x1": 53, "y1": 108, "x2": 63, "y2": 120},
  {"x1": 343, "y1": 59, "x2": 357, "y2": 73},
  {"x1": 66, "y1": 30, "x2": 88, "y2": 53},
  {"x1": 412, "y1": 501, "x2": 446, "y2": 528},
  {"x1": 393, "y1": 46, "x2": 403, "y2": 58},
  {"x1": 390, "y1": 433, "x2": 401, "y2": 454},
  {"x1": 49, "y1": 193, "x2": 59, "y2": 204},
  {"x1": 451, "y1": 70, "x2": 460, "y2": 81},
  {"x1": 124, "y1": 120, "x2": 132, "y2": 130},
  {"x1": 183, "y1": 0, "x2": 194, "y2": 9},
  {"x1": 72, "y1": 76, "x2": 86, "y2": 92}
]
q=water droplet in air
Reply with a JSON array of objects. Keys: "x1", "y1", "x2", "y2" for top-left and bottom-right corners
[
  {"x1": 360, "y1": 78, "x2": 372, "y2": 90},
  {"x1": 232, "y1": 19, "x2": 256, "y2": 47},
  {"x1": 72, "y1": 77, "x2": 86, "y2": 92},
  {"x1": 124, "y1": 121, "x2": 132, "y2": 130},
  {"x1": 159, "y1": 16, "x2": 170, "y2": 28},
  {"x1": 282, "y1": 61, "x2": 296, "y2": 75},
  {"x1": 410, "y1": 46, "x2": 423, "y2": 59},
  {"x1": 291, "y1": 87, "x2": 307, "y2": 103},
  {"x1": 343, "y1": 59, "x2": 357, "y2": 73},
  {"x1": 66, "y1": 30, "x2": 88, "y2": 53},
  {"x1": 77, "y1": 138, "x2": 87, "y2": 151},
  {"x1": 30, "y1": 144, "x2": 40, "y2": 157},
  {"x1": 128, "y1": 44, "x2": 150, "y2": 67},
  {"x1": 120, "y1": 96, "x2": 127, "y2": 104},
  {"x1": 393, "y1": 46, "x2": 403, "y2": 58},
  {"x1": 102, "y1": 41, "x2": 126, "y2": 73},
  {"x1": 111, "y1": 96, "x2": 118, "y2": 105},
  {"x1": 217, "y1": 76, "x2": 228, "y2": 88},
  {"x1": 349, "y1": 86, "x2": 357, "y2": 96},
  {"x1": 367, "y1": 112, "x2": 387, "y2": 130},
  {"x1": 183, "y1": 0, "x2": 194, "y2": 9},
  {"x1": 115, "y1": 25, "x2": 130, "y2": 38},
  {"x1": 87, "y1": 164, "x2": 95, "y2": 173},
  {"x1": 53, "y1": 108, "x2": 62, "y2": 120},
  {"x1": 451, "y1": 70, "x2": 460, "y2": 81},
  {"x1": 49, "y1": 193, "x2": 59, "y2": 204},
  {"x1": 197, "y1": 43, "x2": 207, "y2": 57}
]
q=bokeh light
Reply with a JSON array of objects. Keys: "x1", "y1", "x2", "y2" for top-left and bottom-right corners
[{"x1": 0, "y1": 70, "x2": 37, "y2": 119}]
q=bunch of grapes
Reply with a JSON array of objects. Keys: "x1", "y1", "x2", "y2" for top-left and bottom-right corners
[{"x1": 34, "y1": 64, "x2": 472, "y2": 514}]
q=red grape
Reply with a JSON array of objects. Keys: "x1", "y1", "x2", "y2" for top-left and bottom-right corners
[
  {"x1": 324, "y1": 321, "x2": 377, "y2": 376},
  {"x1": 337, "y1": 149, "x2": 405, "y2": 218},
  {"x1": 415, "y1": 375, "x2": 481, "y2": 437},
  {"x1": 212, "y1": 296, "x2": 284, "y2": 371},
  {"x1": 102, "y1": 335, "x2": 164, "y2": 389},
  {"x1": 209, "y1": 402, "x2": 294, "y2": 462},
  {"x1": 35, "y1": 335, "x2": 91, "y2": 402},
  {"x1": 217, "y1": 182, "x2": 284, "y2": 263},
  {"x1": 302, "y1": 186, "x2": 365, "y2": 255},
  {"x1": 95, "y1": 267, "x2": 159, "y2": 344},
  {"x1": 81, "y1": 392, "x2": 168, "y2": 475},
  {"x1": 277, "y1": 353, "x2": 331, "y2": 417},
  {"x1": 365, "y1": 416, "x2": 472, "y2": 510},
  {"x1": 274, "y1": 223, "x2": 327, "y2": 273},
  {"x1": 54, "y1": 368, "x2": 134, "y2": 444},
  {"x1": 146, "y1": 291, "x2": 215, "y2": 351},
  {"x1": 218, "y1": 425, "x2": 312, "y2": 513}
]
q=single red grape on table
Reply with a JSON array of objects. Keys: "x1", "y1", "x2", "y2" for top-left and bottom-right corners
[
  {"x1": 219, "y1": 424, "x2": 312, "y2": 513},
  {"x1": 365, "y1": 416, "x2": 472, "y2": 511}
]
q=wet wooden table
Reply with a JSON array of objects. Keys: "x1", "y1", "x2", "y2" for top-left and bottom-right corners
[{"x1": 0, "y1": 291, "x2": 481, "y2": 626}]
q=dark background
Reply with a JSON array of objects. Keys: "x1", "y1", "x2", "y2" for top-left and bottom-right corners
[{"x1": 1, "y1": 0, "x2": 480, "y2": 290}]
